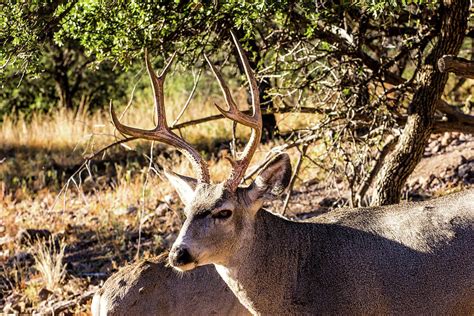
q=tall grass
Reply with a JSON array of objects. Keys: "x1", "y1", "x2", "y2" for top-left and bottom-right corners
[
  {"x1": 0, "y1": 93, "x2": 250, "y2": 154},
  {"x1": 1, "y1": 69, "x2": 315, "y2": 154}
]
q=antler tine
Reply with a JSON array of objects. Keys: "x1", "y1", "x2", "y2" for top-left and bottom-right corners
[
  {"x1": 206, "y1": 31, "x2": 262, "y2": 191},
  {"x1": 144, "y1": 49, "x2": 176, "y2": 129},
  {"x1": 204, "y1": 53, "x2": 259, "y2": 129},
  {"x1": 110, "y1": 51, "x2": 210, "y2": 184},
  {"x1": 230, "y1": 30, "x2": 260, "y2": 121},
  {"x1": 204, "y1": 55, "x2": 242, "y2": 121}
]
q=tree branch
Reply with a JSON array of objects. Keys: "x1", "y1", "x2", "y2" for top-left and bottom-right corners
[
  {"x1": 313, "y1": 21, "x2": 406, "y2": 86},
  {"x1": 438, "y1": 55, "x2": 474, "y2": 79},
  {"x1": 282, "y1": 143, "x2": 308, "y2": 215},
  {"x1": 169, "y1": 101, "x2": 474, "y2": 135},
  {"x1": 433, "y1": 100, "x2": 474, "y2": 134},
  {"x1": 354, "y1": 136, "x2": 398, "y2": 206},
  {"x1": 170, "y1": 106, "x2": 328, "y2": 130}
]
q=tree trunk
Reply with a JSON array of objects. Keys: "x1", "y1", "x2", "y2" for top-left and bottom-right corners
[
  {"x1": 54, "y1": 70, "x2": 73, "y2": 109},
  {"x1": 52, "y1": 47, "x2": 74, "y2": 109},
  {"x1": 372, "y1": 0, "x2": 469, "y2": 206},
  {"x1": 259, "y1": 79, "x2": 278, "y2": 141}
]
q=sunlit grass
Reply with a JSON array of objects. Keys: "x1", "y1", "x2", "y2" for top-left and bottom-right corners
[
  {"x1": 0, "y1": 94, "x2": 235, "y2": 154},
  {"x1": 32, "y1": 237, "x2": 67, "y2": 290},
  {"x1": 0, "y1": 81, "x2": 318, "y2": 201},
  {"x1": 0, "y1": 81, "x2": 315, "y2": 155}
]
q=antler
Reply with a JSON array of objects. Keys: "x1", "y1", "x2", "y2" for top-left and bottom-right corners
[
  {"x1": 204, "y1": 31, "x2": 262, "y2": 191},
  {"x1": 110, "y1": 49, "x2": 211, "y2": 184}
]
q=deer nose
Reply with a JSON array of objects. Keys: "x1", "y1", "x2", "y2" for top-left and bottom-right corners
[{"x1": 170, "y1": 246, "x2": 193, "y2": 266}]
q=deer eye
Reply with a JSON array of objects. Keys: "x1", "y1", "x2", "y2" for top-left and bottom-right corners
[
  {"x1": 212, "y1": 209, "x2": 232, "y2": 220},
  {"x1": 195, "y1": 210, "x2": 211, "y2": 219}
]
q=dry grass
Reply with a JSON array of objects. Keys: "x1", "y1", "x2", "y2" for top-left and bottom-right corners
[
  {"x1": 1, "y1": 109, "x2": 105, "y2": 152},
  {"x1": 0, "y1": 88, "x2": 244, "y2": 154},
  {"x1": 0, "y1": 76, "x2": 314, "y2": 156},
  {"x1": 31, "y1": 237, "x2": 67, "y2": 290},
  {"x1": 0, "y1": 82, "x2": 317, "y2": 204}
]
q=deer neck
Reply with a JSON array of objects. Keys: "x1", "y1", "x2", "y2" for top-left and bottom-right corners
[{"x1": 214, "y1": 209, "x2": 327, "y2": 315}]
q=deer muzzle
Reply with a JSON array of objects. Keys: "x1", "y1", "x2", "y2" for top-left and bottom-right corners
[{"x1": 169, "y1": 245, "x2": 196, "y2": 271}]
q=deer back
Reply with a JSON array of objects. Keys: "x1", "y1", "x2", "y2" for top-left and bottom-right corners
[
  {"x1": 215, "y1": 189, "x2": 474, "y2": 315},
  {"x1": 91, "y1": 258, "x2": 249, "y2": 316}
]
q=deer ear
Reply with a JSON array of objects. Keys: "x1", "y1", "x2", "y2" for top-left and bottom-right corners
[
  {"x1": 247, "y1": 153, "x2": 292, "y2": 203},
  {"x1": 164, "y1": 170, "x2": 198, "y2": 206}
]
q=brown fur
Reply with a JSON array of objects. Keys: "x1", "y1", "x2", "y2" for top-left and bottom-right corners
[
  {"x1": 91, "y1": 256, "x2": 249, "y2": 316},
  {"x1": 168, "y1": 154, "x2": 474, "y2": 315}
]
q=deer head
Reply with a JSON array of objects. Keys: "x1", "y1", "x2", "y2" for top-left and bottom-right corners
[{"x1": 111, "y1": 31, "x2": 291, "y2": 271}]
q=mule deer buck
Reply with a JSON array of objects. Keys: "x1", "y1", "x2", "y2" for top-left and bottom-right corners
[
  {"x1": 91, "y1": 256, "x2": 248, "y2": 316},
  {"x1": 110, "y1": 32, "x2": 474, "y2": 315}
]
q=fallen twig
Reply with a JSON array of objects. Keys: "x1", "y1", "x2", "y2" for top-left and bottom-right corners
[{"x1": 40, "y1": 290, "x2": 95, "y2": 316}]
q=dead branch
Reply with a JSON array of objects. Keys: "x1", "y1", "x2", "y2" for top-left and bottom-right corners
[
  {"x1": 392, "y1": 101, "x2": 474, "y2": 135},
  {"x1": 282, "y1": 144, "x2": 308, "y2": 215},
  {"x1": 40, "y1": 290, "x2": 95, "y2": 315},
  {"x1": 84, "y1": 137, "x2": 137, "y2": 160},
  {"x1": 170, "y1": 102, "x2": 474, "y2": 135},
  {"x1": 438, "y1": 55, "x2": 474, "y2": 78},
  {"x1": 244, "y1": 131, "x2": 322, "y2": 182},
  {"x1": 354, "y1": 136, "x2": 399, "y2": 206},
  {"x1": 170, "y1": 106, "x2": 326, "y2": 130},
  {"x1": 434, "y1": 100, "x2": 474, "y2": 134},
  {"x1": 171, "y1": 68, "x2": 202, "y2": 128}
]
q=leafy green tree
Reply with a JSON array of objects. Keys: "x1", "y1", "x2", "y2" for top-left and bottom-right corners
[{"x1": 0, "y1": 1, "x2": 132, "y2": 115}]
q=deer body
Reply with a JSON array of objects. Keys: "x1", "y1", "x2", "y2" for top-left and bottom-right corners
[
  {"x1": 109, "y1": 31, "x2": 473, "y2": 315},
  {"x1": 91, "y1": 258, "x2": 249, "y2": 316},
  {"x1": 214, "y1": 190, "x2": 474, "y2": 315}
]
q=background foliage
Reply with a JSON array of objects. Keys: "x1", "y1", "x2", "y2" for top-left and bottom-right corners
[{"x1": 1, "y1": 0, "x2": 472, "y2": 205}]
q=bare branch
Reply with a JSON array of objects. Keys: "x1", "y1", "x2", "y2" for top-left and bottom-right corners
[
  {"x1": 282, "y1": 144, "x2": 308, "y2": 215},
  {"x1": 354, "y1": 136, "x2": 399, "y2": 206},
  {"x1": 84, "y1": 137, "x2": 137, "y2": 160},
  {"x1": 171, "y1": 106, "x2": 331, "y2": 130},
  {"x1": 433, "y1": 100, "x2": 474, "y2": 134},
  {"x1": 438, "y1": 55, "x2": 474, "y2": 78},
  {"x1": 171, "y1": 68, "x2": 202, "y2": 128}
]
